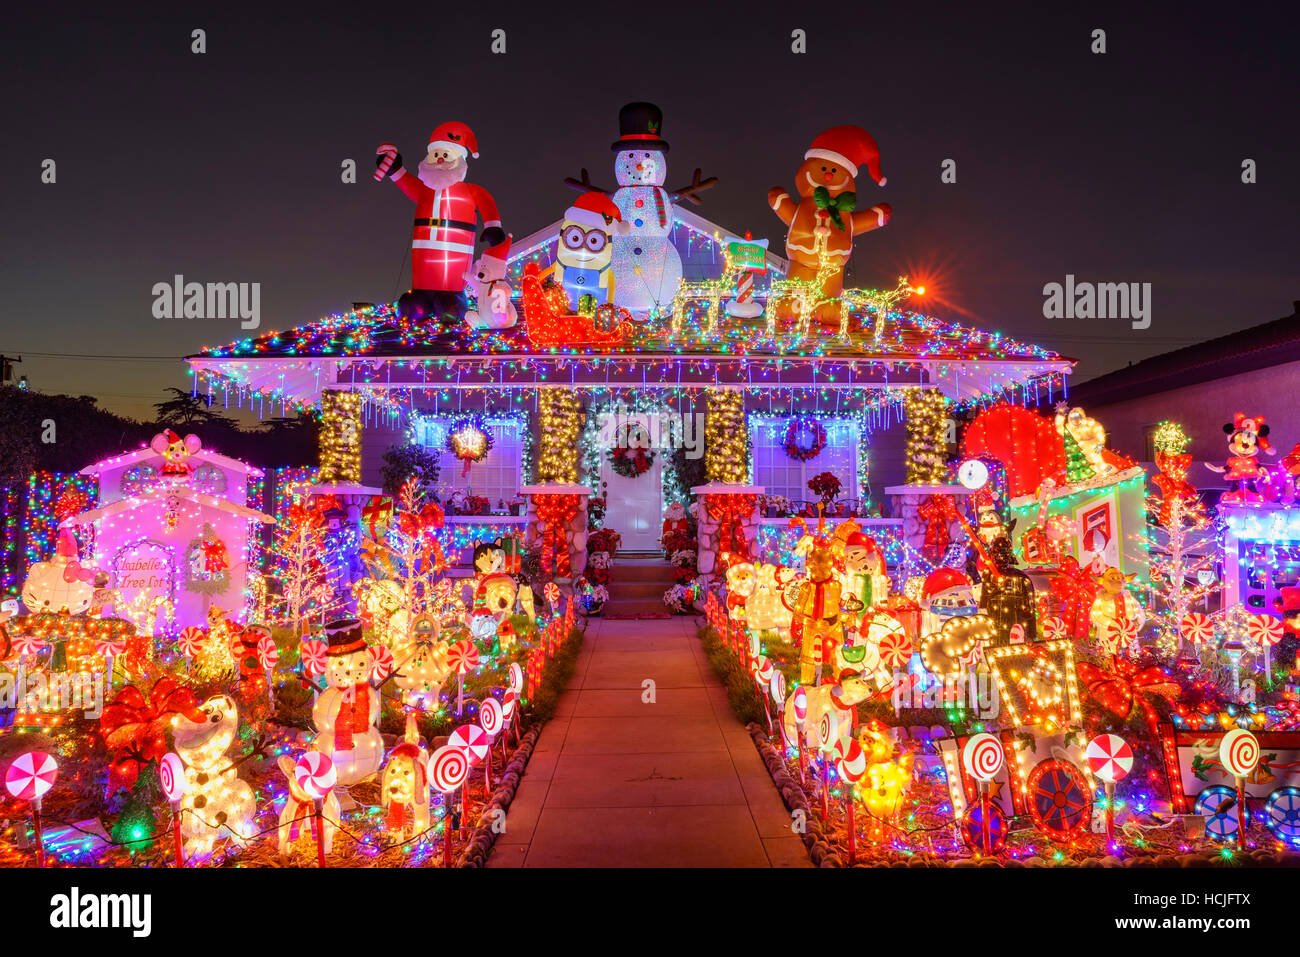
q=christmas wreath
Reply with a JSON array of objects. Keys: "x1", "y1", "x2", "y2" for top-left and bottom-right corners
[
  {"x1": 783, "y1": 415, "x2": 827, "y2": 461},
  {"x1": 606, "y1": 445, "x2": 656, "y2": 479},
  {"x1": 446, "y1": 416, "x2": 494, "y2": 467}
]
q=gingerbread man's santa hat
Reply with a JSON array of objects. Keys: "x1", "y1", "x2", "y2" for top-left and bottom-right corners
[{"x1": 805, "y1": 126, "x2": 887, "y2": 187}]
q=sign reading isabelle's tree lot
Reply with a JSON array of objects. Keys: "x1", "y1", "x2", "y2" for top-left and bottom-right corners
[{"x1": 113, "y1": 540, "x2": 176, "y2": 608}]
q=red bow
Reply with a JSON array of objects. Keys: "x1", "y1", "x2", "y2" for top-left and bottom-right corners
[
  {"x1": 1077, "y1": 658, "x2": 1179, "y2": 735},
  {"x1": 100, "y1": 676, "x2": 204, "y2": 791},
  {"x1": 536, "y1": 495, "x2": 580, "y2": 577},
  {"x1": 398, "y1": 502, "x2": 445, "y2": 538},
  {"x1": 63, "y1": 561, "x2": 97, "y2": 584},
  {"x1": 705, "y1": 494, "x2": 756, "y2": 564}
]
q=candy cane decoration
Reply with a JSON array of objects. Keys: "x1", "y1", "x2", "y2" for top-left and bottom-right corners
[{"x1": 373, "y1": 143, "x2": 398, "y2": 181}]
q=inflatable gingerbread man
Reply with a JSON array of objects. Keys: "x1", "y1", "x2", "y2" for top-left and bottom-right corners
[{"x1": 768, "y1": 126, "x2": 892, "y2": 322}]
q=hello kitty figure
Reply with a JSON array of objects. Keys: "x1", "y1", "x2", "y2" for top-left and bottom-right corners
[
  {"x1": 465, "y1": 243, "x2": 518, "y2": 329},
  {"x1": 151, "y1": 429, "x2": 202, "y2": 483},
  {"x1": 311, "y1": 618, "x2": 385, "y2": 786},
  {"x1": 22, "y1": 527, "x2": 95, "y2": 616},
  {"x1": 172, "y1": 694, "x2": 256, "y2": 858}
]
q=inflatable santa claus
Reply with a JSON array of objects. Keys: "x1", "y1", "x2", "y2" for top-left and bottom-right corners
[{"x1": 375, "y1": 121, "x2": 509, "y2": 324}]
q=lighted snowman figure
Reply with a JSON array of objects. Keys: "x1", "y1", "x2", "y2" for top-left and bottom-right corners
[
  {"x1": 565, "y1": 103, "x2": 716, "y2": 316},
  {"x1": 311, "y1": 618, "x2": 385, "y2": 786},
  {"x1": 172, "y1": 693, "x2": 256, "y2": 858}
]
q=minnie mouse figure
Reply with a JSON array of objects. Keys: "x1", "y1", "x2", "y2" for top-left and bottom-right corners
[{"x1": 1206, "y1": 412, "x2": 1275, "y2": 503}]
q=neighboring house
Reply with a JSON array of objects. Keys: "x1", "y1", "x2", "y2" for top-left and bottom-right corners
[{"x1": 1063, "y1": 301, "x2": 1300, "y2": 488}]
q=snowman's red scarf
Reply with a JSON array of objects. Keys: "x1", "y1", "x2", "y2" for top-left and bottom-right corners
[{"x1": 334, "y1": 682, "x2": 372, "y2": 750}]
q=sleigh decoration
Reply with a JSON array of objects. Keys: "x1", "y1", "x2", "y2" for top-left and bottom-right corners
[{"x1": 521, "y1": 262, "x2": 631, "y2": 348}]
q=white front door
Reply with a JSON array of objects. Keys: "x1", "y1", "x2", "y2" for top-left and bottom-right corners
[{"x1": 599, "y1": 453, "x2": 664, "y2": 552}]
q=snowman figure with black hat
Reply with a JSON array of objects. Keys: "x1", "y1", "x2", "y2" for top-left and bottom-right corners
[{"x1": 565, "y1": 102, "x2": 717, "y2": 315}]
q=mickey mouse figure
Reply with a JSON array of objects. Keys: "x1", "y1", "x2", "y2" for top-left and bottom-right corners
[{"x1": 1206, "y1": 412, "x2": 1275, "y2": 503}]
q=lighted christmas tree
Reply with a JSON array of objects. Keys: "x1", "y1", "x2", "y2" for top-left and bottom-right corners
[
  {"x1": 1061, "y1": 429, "x2": 1094, "y2": 483},
  {"x1": 1138, "y1": 421, "x2": 1218, "y2": 656},
  {"x1": 269, "y1": 501, "x2": 342, "y2": 636}
]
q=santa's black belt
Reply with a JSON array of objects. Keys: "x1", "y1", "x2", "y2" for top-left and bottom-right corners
[{"x1": 413, "y1": 218, "x2": 476, "y2": 231}]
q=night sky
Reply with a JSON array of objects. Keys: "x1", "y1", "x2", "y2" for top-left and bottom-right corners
[{"x1": 2, "y1": 3, "x2": 1296, "y2": 420}]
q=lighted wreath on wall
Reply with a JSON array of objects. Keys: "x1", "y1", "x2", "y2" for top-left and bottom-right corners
[
  {"x1": 783, "y1": 415, "x2": 827, "y2": 461},
  {"x1": 446, "y1": 415, "x2": 494, "y2": 475},
  {"x1": 120, "y1": 464, "x2": 159, "y2": 498},
  {"x1": 606, "y1": 446, "x2": 657, "y2": 479},
  {"x1": 183, "y1": 524, "x2": 231, "y2": 596}
]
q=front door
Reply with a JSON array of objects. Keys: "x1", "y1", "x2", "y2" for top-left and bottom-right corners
[{"x1": 599, "y1": 451, "x2": 664, "y2": 552}]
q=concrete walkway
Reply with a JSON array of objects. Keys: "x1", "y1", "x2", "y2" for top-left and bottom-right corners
[{"x1": 488, "y1": 616, "x2": 810, "y2": 867}]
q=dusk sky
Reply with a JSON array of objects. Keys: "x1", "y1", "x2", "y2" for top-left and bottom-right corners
[{"x1": 2, "y1": 4, "x2": 1296, "y2": 420}]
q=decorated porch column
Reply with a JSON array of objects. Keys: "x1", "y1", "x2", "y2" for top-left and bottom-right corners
[
  {"x1": 523, "y1": 388, "x2": 588, "y2": 580},
  {"x1": 903, "y1": 388, "x2": 950, "y2": 485},
  {"x1": 318, "y1": 389, "x2": 363, "y2": 484},
  {"x1": 696, "y1": 390, "x2": 760, "y2": 581}
]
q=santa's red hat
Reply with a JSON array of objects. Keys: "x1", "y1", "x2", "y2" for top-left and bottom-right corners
[
  {"x1": 565, "y1": 192, "x2": 631, "y2": 234},
  {"x1": 428, "y1": 121, "x2": 479, "y2": 159},
  {"x1": 805, "y1": 126, "x2": 886, "y2": 186},
  {"x1": 922, "y1": 567, "x2": 971, "y2": 602}
]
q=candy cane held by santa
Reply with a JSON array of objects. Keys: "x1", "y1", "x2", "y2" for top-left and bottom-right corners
[{"x1": 4, "y1": 750, "x2": 58, "y2": 867}]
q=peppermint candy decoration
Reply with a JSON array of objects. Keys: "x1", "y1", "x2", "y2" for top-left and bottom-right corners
[
  {"x1": 429, "y1": 745, "x2": 469, "y2": 793},
  {"x1": 508, "y1": 662, "x2": 524, "y2": 694},
  {"x1": 1248, "y1": 614, "x2": 1284, "y2": 648},
  {"x1": 1104, "y1": 618, "x2": 1138, "y2": 646},
  {"x1": 878, "y1": 630, "x2": 913, "y2": 669},
  {"x1": 94, "y1": 636, "x2": 127, "y2": 658},
  {"x1": 501, "y1": 689, "x2": 517, "y2": 722},
  {"x1": 751, "y1": 655, "x2": 774, "y2": 686},
  {"x1": 1219, "y1": 728, "x2": 1260, "y2": 778},
  {"x1": 1084, "y1": 733, "x2": 1134, "y2": 784},
  {"x1": 1180, "y1": 612, "x2": 1213, "y2": 644},
  {"x1": 10, "y1": 634, "x2": 47, "y2": 657},
  {"x1": 299, "y1": 638, "x2": 327, "y2": 677},
  {"x1": 178, "y1": 626, "x2": 206, "y2": 657},
  {"x1": 294, "y1": 752, "x2": 337, "y2": 800},
  {"x1": 256, "y1": 635, "x2": 279, "y2": 670},
  {"x1": 449, "y1": 724, "x2": 490, "y2": 765},
  {"x1": 770, "y1": 671, "x2": 787, "y2": 707},
  {"x1": 962, "y1": 733, "x2": 1005, "y2": 782},
  {"x1": 480, "y1": 697, "x2": 505, "y2": 737},
  {"x1": 367, "y1": 644, "x2": 394, "y2": 682},
  {"x1": 1042, "y1": 616, "x2": 1067, "y2": 641},
  {"x1": 158, "y1": 752, "x2": 186, "y2": 803},
  {"x1": 816, "y1": 709, "x2": 839, "y2": 752},
  {"x1": 792, "y1": 686, "x2": 808, "y2": 723},
  {"x1": 447, "y1": 639, "x2": 479, "y2": 675},
  {"x1": 4, "y1": 750, "x2": 57, "y2": 802},
  {"x1": 543, "y1": 582, "x2": 560, "y2": 607},
  {"x1": 833, "y1": 737, "x2": 868, "y2": 783}
]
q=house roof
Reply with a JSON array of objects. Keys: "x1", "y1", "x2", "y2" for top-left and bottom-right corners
[
  {"x1": 1065, "y1": 301, "x2": 1300, "y2": 408},
  {"x1": 78, "y1": 444, "x2": 264, "y2": 477},
  {"x1": 61, "y1": 487, "x2": 274, "y2": 526}
]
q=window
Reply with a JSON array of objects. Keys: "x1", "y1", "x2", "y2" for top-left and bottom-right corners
[
  {"x1": 750, "y1": 417, "x2": 860, "y2": 506},
  {"x1": 413, "y1": 416, "x2": 524, "y2": 506}
]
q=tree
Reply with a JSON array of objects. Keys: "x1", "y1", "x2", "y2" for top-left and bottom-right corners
[
  {"x1": 269, "y1": 503, "x2": 341, "y2": 635},
  {"x1": 154, "y1": 388, "x2": 236, "y2": 430},
  {"x1": 380, "y1": 444, "x2": 442, "y2": 498}
]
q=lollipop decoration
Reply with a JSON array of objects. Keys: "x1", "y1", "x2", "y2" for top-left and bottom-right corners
[
  {"x1": 11, "y1": 633, "x2": 48, "y2": 659},
  {"x1": 94, "y1": 635, "x2": 128, "y2": 684},
  {"x1": 178, "y1": 626, "x2": 205, "y2": 664},
  {"x1": 4, "y1": 751, "x2": 58, "y2": 867},
  {"x1": 834, "y1": 737, "x2": 867, "y2": 863},
  {"x1": 448, "y1": 639, "x2": 480, "y2": 714},
  {"x1": 429, "y1": 745, "x2": 470, "y2": 867},
  {"x1": 751, "y1": 655, "x2": 775, "y2": 734},
  {"x1": 817, "y1": 708, "x2": 839, "y2": 821},
  {"x1": 1041, "y1": 616, "x2": 1067, "y2": 641},
  {"x1": 294, "y1": 751, "x2": 337, "y2": 868},
  {"x1": 368, "y1": 644, "x2": 394, "y2": 683},
  {"x1": 962, "y1": 733, "x2": 1005, "y2": 856},
  {"x1": 1085, "y1": 733, "x2": 1133, "y2": 848},
  {"x1": 480, "y1": 695, "x2": 506, "y2": 764},
  {"x1": 543, "y1": 581, "x2": 560, "y2": 615},
  {"x1": 878, "y1": 630, "x2": 913, "y2": 670},
  {"x1": 1219, "y1": 728, "x2": 1259, "y2": 848},
  {"x1": 1248, "y1": 613, "x2": 1284, "y2": 680},
  {"x1": 792, "y1": 685, "x2": 808, "y2": 784},
  {"x1": 257, "y1": 634, "x2": 280, "y2": 708},
  {"x1": 158, "y1": 752, "x2": 187, "y2": 868},
  {"x1": 299, "y1": 638, "x2": 327, "y2": 679}
]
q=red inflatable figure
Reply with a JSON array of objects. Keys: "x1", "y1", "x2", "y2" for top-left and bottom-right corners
[{"x1": 376, "y1": 122, "x2": 508, "y2": 324}]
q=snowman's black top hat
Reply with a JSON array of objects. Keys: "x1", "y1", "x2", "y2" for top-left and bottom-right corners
[{"x1": 611, "y1": 101, "x2": 669, "y2": 152}]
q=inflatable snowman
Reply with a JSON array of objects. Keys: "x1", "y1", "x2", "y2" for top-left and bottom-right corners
[{"x1": 565, "y1": 102, "x2": 716, "y2": 316}]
